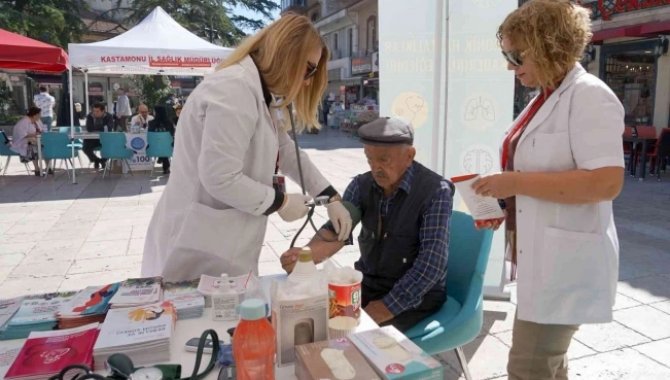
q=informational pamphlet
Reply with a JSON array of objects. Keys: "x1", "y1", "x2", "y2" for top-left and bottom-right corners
[
  {"x1": 0, "y1": 345, "x2": 21, "y2": 379},
  {"x1": 2, "y1": 292, "x2": 78, "y2": 340},
  {"x1": 5, "y1": 323, "x2": 99, "y2": 380},
  {"x1": 451, "y1": 174, "x2": 505, "y2": 222},
  {"x1": 109, "y1": 276, "x2": 162, "y2": 308},
  {"x1": 0, "y1": 297, "x2": 23, "y2": 333},
  {"x1": 93, "y1": 301, "x2": 175, "y2": 370},
  {"x1": 163, "y1": 279, "x2": 204, "y2": 319}
]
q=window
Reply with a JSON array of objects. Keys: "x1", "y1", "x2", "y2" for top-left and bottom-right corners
[
  {"x1": 600, "y1": 39, "x2": 659, "y2": 125},
  {"x1": 348, "y1": 28, "x2": 353, "y2": 57},
  {"x1": 333, "y1": 33, "x2": 339, "y2": 58},
  {"x1": 366, "y1": 16, "x2": 377, "y2": 54}
]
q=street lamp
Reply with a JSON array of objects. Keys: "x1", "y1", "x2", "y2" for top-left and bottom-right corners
[{"x1": 203, "y1": 21, "x2": 219, "y2": 44}]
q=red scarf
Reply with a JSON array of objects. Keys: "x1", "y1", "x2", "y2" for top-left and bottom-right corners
[{"x1": 501, "y1": 90, "x2": 553, "y2": 170}]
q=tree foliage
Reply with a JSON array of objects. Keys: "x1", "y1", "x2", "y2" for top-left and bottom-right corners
[
  {"x1": 127, "y1": 75, "x2": 175, "y2": 112},
  {"x1": 0, "y1": 0, "x2": 89, "y2": 47},
  {"x1": 115, "y1": 0, "x2": 279, "y2": 46}
]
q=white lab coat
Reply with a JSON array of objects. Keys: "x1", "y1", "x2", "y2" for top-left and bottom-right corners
[
  {"x1": 511, "y1": 63, "x2": 624, "y2": 325},
  {"x1": 142, "y1": 56, "x2": 331, "y2": 281}
]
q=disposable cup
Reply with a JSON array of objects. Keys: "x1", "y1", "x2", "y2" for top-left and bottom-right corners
[
  {"x1": 328, "y1": 273, "x2": 363, "y2": 321},
  {"x1": 328, "y1": 316, "x2": 357, "y2": 340}
]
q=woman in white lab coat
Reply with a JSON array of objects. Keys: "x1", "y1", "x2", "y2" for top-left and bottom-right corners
[
  {"x1": 142, "y1": 14, "x2": 352, "y2": 282},
  {"x1": 473, "y1": 1, "x2": 625, "y2": 379}
]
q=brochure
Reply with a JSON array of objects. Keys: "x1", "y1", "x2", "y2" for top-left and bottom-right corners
[
  {"x1": 163, "y1": 279, "x2": 204, "y2": 319},
  {"x1": 109, "y1": 276, "x2": 162, "y2": 308},
  {"x1": 451, "y1": 174, "x2": 505, "y2": 223},
  {"x1": 4, "y1": 323, "x2": 99, "y2": 380},
  {"x1": 0, "y1": 297, "x2": 23, "y2": 334},
  {"x1": 93, "y1": 301, "x2": 176, "y2": 370}
]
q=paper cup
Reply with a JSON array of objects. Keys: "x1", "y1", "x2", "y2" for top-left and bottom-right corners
[
  {"x1": 328, "y1": 316, "x2": 358, "y2": 340},
  {"x1": 328, "y1": 271, "x2": 363, "y2": 321}
]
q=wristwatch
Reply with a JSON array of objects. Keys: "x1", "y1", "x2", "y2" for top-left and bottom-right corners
[{"x1": 328, "y1": 194, "x2": 342, "y2": 204}]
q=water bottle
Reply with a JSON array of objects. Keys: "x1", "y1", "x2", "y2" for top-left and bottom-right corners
[
  {"x1": 233, "y1": 298, "x2": 275, "y2": 380},
  {"x1": 104, "y1": 125, "x2": 108, "y2": 133},
  {"x1": 288, "y1": 247, "x2": 318, "y2": 283}
]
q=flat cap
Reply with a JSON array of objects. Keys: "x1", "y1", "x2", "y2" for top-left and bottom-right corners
[{"x1": 357, "y1": 117, "x2": 414, "y2": 146}]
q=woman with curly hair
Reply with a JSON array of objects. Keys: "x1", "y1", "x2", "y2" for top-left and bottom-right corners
[{"x1": 472, "y1": 1, "x2": 625, "y2": 378}]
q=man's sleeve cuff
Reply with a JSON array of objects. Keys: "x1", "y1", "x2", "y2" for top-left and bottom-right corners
[{"x1": 382, "y1": 294, "x2": 405, "y2": 316}]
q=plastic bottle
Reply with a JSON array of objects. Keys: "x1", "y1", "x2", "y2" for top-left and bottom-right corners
[
  {"x1": 211, "y1": 274, "x2": 239, "y2": 321},
  {"x1": 288, "y1": 246, "x2": 318, "y2": 283},
  {"x1": 233, "y1": 298, "x2": 275, "y2": 380}
]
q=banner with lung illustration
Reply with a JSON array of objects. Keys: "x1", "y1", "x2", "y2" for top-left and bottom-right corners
[{"x1": 380, "y1": 0, "x2": 517, "y2": 297}]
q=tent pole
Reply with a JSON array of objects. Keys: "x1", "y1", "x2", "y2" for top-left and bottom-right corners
[
  {"x1": 69, "y1": 67, "x2": 76, "y2": 184},
  {"x1": 84, "y1": 70, "x2": 89, "y2": 115}
]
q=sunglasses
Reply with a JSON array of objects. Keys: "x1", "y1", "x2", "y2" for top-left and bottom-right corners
[
  {"x1": 304, "y1": 61, "x2": 318, "y2": 80},
  {"x1": 501, "y1": 50, "x2": 523, "y2": 67}
]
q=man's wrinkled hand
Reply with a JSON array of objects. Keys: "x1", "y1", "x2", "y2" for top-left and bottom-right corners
[
  {"x1": 280, "y1": 247, "x2": 301, "y2": 273},
  {"x1": 364, "y1": 300, "x2": 394, "y2": 325}
]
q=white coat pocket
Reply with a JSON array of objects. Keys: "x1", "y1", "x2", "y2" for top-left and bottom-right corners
[
  {"x1": 537, "y1": 226, "x2": 614, "y2": 323},
  {"x1": 540, "y1": 227, "x2": 606, "y2": 291}
]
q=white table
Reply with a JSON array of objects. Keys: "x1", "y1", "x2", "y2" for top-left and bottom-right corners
[
  {"x1": 174, "y1": 307, "x2": 378, "y2": 379},
  {"x1": 36, "y1": 131, "x2": 152, "y2": 182},
  {"x1": 0, "y1": 274, "x2": 378, "y2": 379}
]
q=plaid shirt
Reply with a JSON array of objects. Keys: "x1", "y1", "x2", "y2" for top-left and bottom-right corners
[{"x1": 327, "y1": 162, "x2": 453, "y2": 315}]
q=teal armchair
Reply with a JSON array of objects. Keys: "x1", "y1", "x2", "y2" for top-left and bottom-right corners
[
  {"x1": 99, "y1": 132, "x2": 134, "y2": 179},
  {"x1": 405, "y1": 210, "x2": 494, "y2": 380}
]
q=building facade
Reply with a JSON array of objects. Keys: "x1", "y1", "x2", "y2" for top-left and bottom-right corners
[
  {"x1": 583, "y1": 0, "x2": 670, "y2": 132},
  {"x1": 282, "y1": 0, "x2": 379, "y2": 122}
]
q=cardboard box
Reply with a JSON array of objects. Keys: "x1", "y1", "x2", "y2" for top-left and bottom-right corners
[
  {"x1": 295, "y1": 338, "x2": 381, "y2": 380},
  {"x1": 348, "y1": 326, "x2": 443, "y2": 380},
  {"x1": 271, "y1": 282, "x2": 329, "y2": 366}
]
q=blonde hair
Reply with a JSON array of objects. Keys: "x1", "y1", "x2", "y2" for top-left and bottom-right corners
[
  {"x1": 219, "y1": 13, "x2": 328, "y2": 131},
  {"x1": 497, "y1": 0, "x2": 592, "y2": 89}
]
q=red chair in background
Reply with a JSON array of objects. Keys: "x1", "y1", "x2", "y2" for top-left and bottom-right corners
[
  {"x1": 630, "y1": 126, "x2": 658, "y2": 177},
  {"x1": 623, "y1": 126, "x2": 634, "y2": 171},
  {"x1": 648, "y1": 128, "x2": 670, "y2": 181}
]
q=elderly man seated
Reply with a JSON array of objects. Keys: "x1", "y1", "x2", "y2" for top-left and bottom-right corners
[
  {"x1": 130, "y1": 104, "x2": 154, "y2": 131},
  {"x1": 281, "y1": 117, "x2": 454, "y2": 331}
]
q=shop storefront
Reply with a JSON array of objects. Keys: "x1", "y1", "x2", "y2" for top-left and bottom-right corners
[
  {"x1": 585, "y1": 0, "x2": 670, "y2": 130},
  {"x1": 599, "y1": 39, "x2": 660, "y2": 125}
]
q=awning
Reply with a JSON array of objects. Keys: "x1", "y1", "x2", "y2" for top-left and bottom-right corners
[
  {"x1": 0, "y1": 28, "x2": 69, "y2": 73},
  {"x1": 592, "y1": 20, "x2": 670, "y2": 43}
]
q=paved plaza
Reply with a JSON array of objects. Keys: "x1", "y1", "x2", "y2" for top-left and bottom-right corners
[{"x1": 1, "y1": 127, "x2": 670, "y2": 379}]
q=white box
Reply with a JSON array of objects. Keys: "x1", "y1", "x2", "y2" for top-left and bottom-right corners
[
  {"x1": 271, "y1": 283, "x2": 328, "y2": 366},
  {"x1": 348, "y1": 326, "x2": 443, "y2": 379}
]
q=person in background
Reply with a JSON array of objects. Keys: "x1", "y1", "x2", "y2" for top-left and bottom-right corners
[
  {"x1": 116, "y1": 88, "x2": 132, "y2": 131},
  {"x1": 73, "y1": 103, "x2": 84, "y2": 127},
  {"x1": 472, "y1": 1, "x2": 625, "y2": 379},
  {"x1": 173, "y1": 103, "x2": 183, "y2": 125},
  {"x1": 281, "y1": 118, "x2": 453, "y2": 330},
  {"x1": 10, "y1": 107, "x2": 46, "y2": 176},
  {"x1": 84, "y1": 102, "x2": 114, "y2": 170},
  {"x1": 130, "y1": 104, "x2": 154, "y2": 130},
  {"x1": 142, "y1": 13, "x2": 352, "y2": 282},
  {"x1": 33, "y1": 86, "x2": 55, "y2": 129},
  {"x1": 148, "y1": 105, "x2": 175, "y2": 175}
]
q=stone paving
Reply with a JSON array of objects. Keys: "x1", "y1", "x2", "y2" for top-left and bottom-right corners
[{"x1": 1, "y1": 127, "x2": 670, "y2": 379}]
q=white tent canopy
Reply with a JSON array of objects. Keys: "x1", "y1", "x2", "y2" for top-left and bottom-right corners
[
  {"x1": 66, "y1": 6, "x2": 234, "y2": 184},
  {"x1": 68, "y1": 6, "x2": 233, "y2": 76}
]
